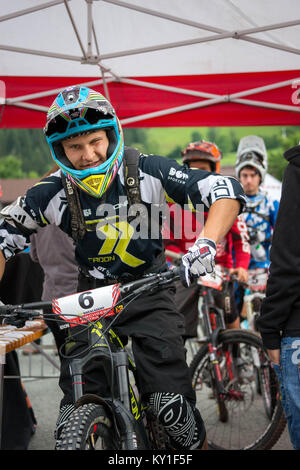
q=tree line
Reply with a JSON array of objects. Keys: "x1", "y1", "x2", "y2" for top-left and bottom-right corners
[{"x1": 0, "y1": 126, "x2": 299, "y2": 180}]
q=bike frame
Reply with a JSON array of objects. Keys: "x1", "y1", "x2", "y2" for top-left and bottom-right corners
[
  {"x1": 68, "y1": 320, "x2": 151, "y2": 450},
  {"x1": 196, "y1": 274, "x2": 241, "y2": 400}
]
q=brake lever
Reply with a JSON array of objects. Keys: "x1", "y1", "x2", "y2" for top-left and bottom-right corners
[{"x1": 1, "y1": 308, "x2": 41, "y2": 328}]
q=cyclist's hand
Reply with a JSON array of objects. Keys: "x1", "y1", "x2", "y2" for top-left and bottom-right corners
[
  {"x1": 229, "y1": 267, "x2": 248, "y2": 283},
  {"x1": 267, "y1": 348, "x2": 280, "y2": 365},
  {"x1": 181, "y1": 238, "x2": 216, "y2": 287}
]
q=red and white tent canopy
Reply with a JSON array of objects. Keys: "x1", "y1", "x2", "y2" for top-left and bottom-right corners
[{"x1": 0, "y1": 0, "x2": 300, "y2": 128}]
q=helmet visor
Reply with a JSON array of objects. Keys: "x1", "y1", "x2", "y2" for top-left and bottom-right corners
[{"x1": 44, "y1": 107, "x2": 113, "y2": 138}]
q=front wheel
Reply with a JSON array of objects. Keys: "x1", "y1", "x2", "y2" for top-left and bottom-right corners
[
  {"x1": 189, "y1": 329, "x2": 286, "y2": 450},
  {"x1": 56, "y1": 403, "x2": 120, "y2": 450}
]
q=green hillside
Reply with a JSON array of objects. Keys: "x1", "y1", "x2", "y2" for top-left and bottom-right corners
[
  {"x1": 146, "y1": 126, "x2": 292, "y2": 158},
  {"x1": 0, "y1": 125, "x2": 299, "y2": 180}
]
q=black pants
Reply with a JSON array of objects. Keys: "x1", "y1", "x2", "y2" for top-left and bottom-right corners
[{"x1": 58, "y1": 284, "x2": 196, "y2": 407}]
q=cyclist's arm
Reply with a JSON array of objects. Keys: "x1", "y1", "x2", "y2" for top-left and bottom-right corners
[
  {"x1": 199, "y1": 199, "x2": 241, "y2": 244},
  {"x1": 0, "y1": 250, "x2": 5, "y2": 280},
  {"x1": 267, "y1": 349, "x2": 280, "y2": 365}
]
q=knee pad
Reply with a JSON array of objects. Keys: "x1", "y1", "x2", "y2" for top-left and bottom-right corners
[{"x1": 147, "y1": 392, "x2": 206, "y2": 450}]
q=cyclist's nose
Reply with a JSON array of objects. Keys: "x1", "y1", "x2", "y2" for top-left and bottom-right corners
[{"x1": 82, "y1": 145, "x2": 95, "y2": 162}]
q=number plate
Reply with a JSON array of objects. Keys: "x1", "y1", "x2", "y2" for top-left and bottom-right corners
[
  {"x1": 248, "y1": 269, "x2": 268, "y2": 291},
  {"x1": 52, "y1": 284, "x2": 121, "y2": 327}
]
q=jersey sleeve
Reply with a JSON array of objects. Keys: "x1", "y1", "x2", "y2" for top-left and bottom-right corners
[
  {"x1": 269, "y1": 198, "x2": 279, "y2": 229},
  {"x1": 0, "y1": 173, "x2": 67, "y2": 260},
  {"x1": 230, "y1": 215, "x2": 251, "y2": 269},
  {"x1": 139, "y1": 154, "x2": 246, "y2": 212}
]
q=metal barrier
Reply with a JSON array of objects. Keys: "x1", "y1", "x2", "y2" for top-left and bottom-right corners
[{"x1": 14, "y1": 334, "x2": 60, "y2": 380}]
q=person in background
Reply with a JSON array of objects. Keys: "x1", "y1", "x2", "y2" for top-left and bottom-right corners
[
  {"x1": 164, "y1": 140, "x2": 250, "y2": 339},
  {"x1": 257, "y1": 143, "x2": 300, "y2": 450},
  {"x1": 235, "y1": 136, "x2": 279, "y2": 320},
  {"x1": 235, "y1": 136, "x2": 279, "y2": 270}
]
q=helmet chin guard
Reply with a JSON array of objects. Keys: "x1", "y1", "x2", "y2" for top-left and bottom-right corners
[{"x1": 44, "y1": 86, "x2": 124, "y2": 198}]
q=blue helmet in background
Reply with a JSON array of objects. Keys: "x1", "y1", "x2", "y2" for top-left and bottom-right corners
[{"x1": 44, "y1": 86, "x2": 124, "y2": 198}]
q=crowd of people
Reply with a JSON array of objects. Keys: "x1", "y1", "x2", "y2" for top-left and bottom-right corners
[{"x1": 0, "y1": 84, "x2": 299, "y2": 450}]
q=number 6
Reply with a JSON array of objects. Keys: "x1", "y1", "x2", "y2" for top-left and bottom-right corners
[{"x1": 78, "y1": 291, "x2": 94, "y2": 309}]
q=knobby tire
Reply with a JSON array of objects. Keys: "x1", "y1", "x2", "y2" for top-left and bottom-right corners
[{"x1": 56, "y1": 403, "x2": 120, "y2": 450}]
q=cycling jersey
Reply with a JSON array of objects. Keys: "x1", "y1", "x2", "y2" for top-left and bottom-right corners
[
  {"x1": 243, "y1": 191, "x2": 279, "y2": 269},
  {"x1": 0, "y1": 153, "x2": 246, "y2": 282}
]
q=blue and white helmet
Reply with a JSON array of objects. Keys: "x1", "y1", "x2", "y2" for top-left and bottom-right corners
[
  {"x1": 235, "y1": 135, "x2": 268, "y2": 183},
  {"x1": 44, "y1": 86, "x2": 124, "y2": 198}
]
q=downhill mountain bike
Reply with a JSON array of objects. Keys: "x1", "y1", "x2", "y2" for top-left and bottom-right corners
[
  {"x1": 0, "y1": 265, "x2": 285, "y2": 450},
  {"x1": 188, "y1": 266, "x2": 286, "y2": 450},
  {"x1": 0, "y1": 269, "x2": 180, "y2": 451}
]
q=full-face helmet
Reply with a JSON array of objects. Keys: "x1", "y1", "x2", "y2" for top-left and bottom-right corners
[
  {"x1": 235, "y1": 136, "x2": 268, "y2": 183},
  {"x1": 44, "y1": 86, "x2": 124, "y2": 198},
  {"x1": 181, "y1": 140, "x2": 222, "y2": 173}
]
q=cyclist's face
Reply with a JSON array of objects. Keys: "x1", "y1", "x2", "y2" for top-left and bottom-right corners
[
  {"x1": 62, "y1": 130, "x2": 109, "y2": 171},
  {"x1": 239, "y1": 167, "x2": 261, "y2": 195},
  {"x1": 188, "y1": 160, "x2": 213, "y2": 172}
]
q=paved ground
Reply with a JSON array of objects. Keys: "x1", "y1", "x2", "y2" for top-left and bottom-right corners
[
  {"x1": 24, "y1": 375, "x2": 293, "y2": 451},
  {"x1": 17, "y1": 335, "x2": 293, "y2": 451}
]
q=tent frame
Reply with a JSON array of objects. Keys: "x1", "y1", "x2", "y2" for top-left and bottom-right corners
[{"x1": 1, "y1": 0, "x2": 300, "y2": 126}]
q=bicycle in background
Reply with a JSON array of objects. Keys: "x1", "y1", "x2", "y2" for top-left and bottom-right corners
[{"x1": 240, "y1": 268, "x2": 268, "y2": 332}]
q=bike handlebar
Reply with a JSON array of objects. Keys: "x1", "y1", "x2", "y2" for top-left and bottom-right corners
[{"x1": 0, "y1": 267, "x2": 181, "y2": 327}]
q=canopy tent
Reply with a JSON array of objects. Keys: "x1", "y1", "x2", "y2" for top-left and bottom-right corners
[{"x1": 0, "y1": 0, "x2": 300, "y2": 128}]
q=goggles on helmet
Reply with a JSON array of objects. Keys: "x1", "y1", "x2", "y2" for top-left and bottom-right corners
[{"x1": 238, "y1": 151, "x2": 266, "y2": 169}]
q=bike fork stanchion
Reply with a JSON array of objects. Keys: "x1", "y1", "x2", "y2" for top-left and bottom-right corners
[
  {"x1": 114, "y1": 351, "x2": 140, "y2": 450},
  {"x1": 69, "y1": 360, "x2": 85, "y2": 402},
  {"x1": 115, "y1": 351, "x2": 131, "y2": 411}
]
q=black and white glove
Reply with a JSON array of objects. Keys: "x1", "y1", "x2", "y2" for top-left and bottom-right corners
[{"x1": 180, "y1": 238, "x2": 217, "y2": 287}]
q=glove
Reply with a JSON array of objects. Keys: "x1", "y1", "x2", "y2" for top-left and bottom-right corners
[{"x1": 181, "y1": 238, "x2": 216, "y2": 287}]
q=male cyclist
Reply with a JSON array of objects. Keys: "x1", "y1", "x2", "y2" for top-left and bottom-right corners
[
  {"x1": 164, "y1": 141, "x2": 250, "y2": 336},
  {"x1": 235, "y1": 136, "x2": 279, "y2": 318},
  {"x1": 235, "y1": 136, "x2": 279, "y2": 270},
  {"x1": 0, "y1": 86, "x2": 246, "y2": 450}
]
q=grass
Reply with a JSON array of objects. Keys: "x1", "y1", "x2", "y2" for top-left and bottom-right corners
[{"x1": 146, "y1": 126, "x2": 288, "y2": 156}]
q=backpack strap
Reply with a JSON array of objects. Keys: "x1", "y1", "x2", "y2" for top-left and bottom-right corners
[
  {"x1": 123, "y1": 146, "x2": 142, "y2": 206},
  {"x1": 61, "y1": 174, "x2": 86, "y2": 243}
]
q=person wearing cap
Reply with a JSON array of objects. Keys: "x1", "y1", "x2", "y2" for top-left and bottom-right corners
[
  {"x1": 235, "y1": 136, "x2": 279, "y2": 271},
  {"x1": 0, "y1": 86, "x2": 246, "y2": 450},
  {"x1": 257, "y1": 144, "x2": 300, "y2": 450},
  {"x1": 164, "y1": 140, "x2": 250, "y2": 337}
]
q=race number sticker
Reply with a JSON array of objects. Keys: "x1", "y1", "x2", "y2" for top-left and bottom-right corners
[
  {"x1": 248, "y1": 269, "x2": 268, "y2": 291},
  {"x1": 52, "y1": 284, "x2": 121, "y2": 327}
]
